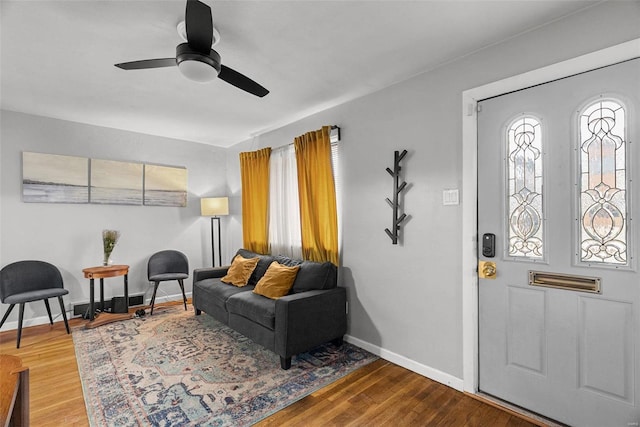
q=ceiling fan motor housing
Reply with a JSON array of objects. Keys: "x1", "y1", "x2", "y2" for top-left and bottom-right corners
[{"x1": 176, "y1": 43, "x2": 221, "y2": 82}]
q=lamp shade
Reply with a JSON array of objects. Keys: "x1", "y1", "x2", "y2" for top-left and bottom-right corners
[{"x1": 201, "y1": 197, "x2": 229, "y2": 216}]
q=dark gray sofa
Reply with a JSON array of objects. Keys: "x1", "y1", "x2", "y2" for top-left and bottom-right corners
[{"x1": 192, "y1": 249, "x2": 347, "y2": 369}]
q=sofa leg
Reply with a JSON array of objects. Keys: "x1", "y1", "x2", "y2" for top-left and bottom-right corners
[
  {"x1": 331, "y1": 336, "x2": 344, "y2": 347},
  {"x1": 194, "y1": 308, "x2": 201, "y2": 316},
  {"x1": 280, "y1": 357, "x2": 291, "y2": 370}
]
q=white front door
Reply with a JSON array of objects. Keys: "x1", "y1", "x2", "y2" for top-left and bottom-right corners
[{"x1": 478, "y1": 58, "x2": 640, "y2": 426}]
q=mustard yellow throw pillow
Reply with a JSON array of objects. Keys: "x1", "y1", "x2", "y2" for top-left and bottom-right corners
[
  {"x1": 221, "y1": 255, "x2": 260, "y2": 287},
  {"x1": 253, "y1": 261, "x2": 300, "y2": 299}
]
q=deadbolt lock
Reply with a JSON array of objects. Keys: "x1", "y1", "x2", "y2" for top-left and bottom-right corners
[{"x1": 479, "y1": 261, "x2": 497, "y2": 279}]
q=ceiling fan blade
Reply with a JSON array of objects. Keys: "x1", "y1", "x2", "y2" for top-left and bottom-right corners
[
  {"x1": 185, "y1": 0, "x2": 213, "y2": 54},
  {"x1": 115, "y1": 58, "x2": 177, "y2": 70},
  {"x1": 219, "y1": 65, "x2": 269, "y2": 97}
]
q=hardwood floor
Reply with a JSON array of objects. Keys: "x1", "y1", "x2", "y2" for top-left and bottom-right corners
[
  {"x1": 0, "y1": 317, "x2": 88, "y2": 426},
  {"x1": 255, "y1": 360, "x2": 540, "y2": 427},
  {"x1": 0, "y1": 308, "x2": 539, "y2": 426}
]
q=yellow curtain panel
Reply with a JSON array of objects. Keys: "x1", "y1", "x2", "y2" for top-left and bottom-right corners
[
  {"x1": 239, "y1": 147, "x2": 271, "y2": 254},
  {"x1": 294, "y1": 126, "x2": 339, "y2": 265}
]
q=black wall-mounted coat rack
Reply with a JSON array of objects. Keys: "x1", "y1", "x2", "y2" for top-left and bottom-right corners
[{"x1": 385, "y1": 150, "x2": 408, "y2": 244}]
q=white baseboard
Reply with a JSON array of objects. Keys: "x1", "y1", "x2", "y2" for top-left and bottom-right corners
[
  {"x1": 0, "y1": 312, "x2": 71, "y2": 332},
  {"x1": 146, "y1": 291, "x2": 192, "y2": 306},
  {"x1": 344, "y1": 334, "x2": 464, "y2": 392},
  {"x1": 0, "y1": 292, "x2": 192, "y2": 332}
]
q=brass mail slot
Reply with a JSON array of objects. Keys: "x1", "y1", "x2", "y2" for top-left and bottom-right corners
[{"x1": 529, "y1": 271, "x2": 601, "y2": 294}]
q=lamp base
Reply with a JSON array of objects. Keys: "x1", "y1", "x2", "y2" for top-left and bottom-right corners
[{"x1": 211, "y1": 216, "x2": 223, "y2": 267}]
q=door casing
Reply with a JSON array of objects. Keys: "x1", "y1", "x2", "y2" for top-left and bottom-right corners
[{"x1": 461, "y1": 38, "x2": 640, "y2": 394}]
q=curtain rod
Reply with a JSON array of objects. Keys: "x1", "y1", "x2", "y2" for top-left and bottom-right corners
[
  {"x1": 270, "y1": 125, "x2": 341, "y2": 153},
  {"x1": 330, "y1": 125, "x2": 341, "y2": 142}
]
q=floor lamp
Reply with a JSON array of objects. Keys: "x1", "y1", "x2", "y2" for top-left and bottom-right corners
[{"x1": 201, "y1": 197, "x2": 229, "y2": 267}]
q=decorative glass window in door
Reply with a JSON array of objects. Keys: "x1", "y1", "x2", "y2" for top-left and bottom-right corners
[
  {"x1": 579, "y1": 99, "x2": 627, "y2": 265},
  {"x1": 507, "y1": 116, "x2": 544, "y2": 259}
]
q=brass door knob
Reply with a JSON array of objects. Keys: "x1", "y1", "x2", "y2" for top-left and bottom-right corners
[
  {"x1": 483, "y1": 264, "x2": 496, "y2": 277},
  {"x1": 479, "y1": 261, "x2": 497, "y2": 279}
]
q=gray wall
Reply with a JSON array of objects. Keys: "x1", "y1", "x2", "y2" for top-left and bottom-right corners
[
  {"x1": 225, "y1": 1, "x2": 640, "y2": 383},
  {"x1": 0, "y1": 111, "x2": 226, "y2": 328}
]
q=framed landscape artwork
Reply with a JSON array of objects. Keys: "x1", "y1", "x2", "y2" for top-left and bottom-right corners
[
  {"x1": 22, "y1": 151, "x2": 187, "y2": 207},
  {"x1": 90, "y1": 159, "x2": 143, "y2": 205},
  {"x1": 144, "y1": 164, "x2": 188, "y2": 207},
  {"x1": 23, "y1": 152, "x2": 89, "y2": 203}
]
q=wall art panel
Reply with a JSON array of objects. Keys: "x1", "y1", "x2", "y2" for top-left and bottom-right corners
[
  {"x1": 22, "y1": 152, "x2": 89, "y2": 203},
  {"x1": 143, "y1": 164, "x2": 188, "y2": 207},
  {"x1": 90, "y1": 159, "x2": 143, "y2": 205}
]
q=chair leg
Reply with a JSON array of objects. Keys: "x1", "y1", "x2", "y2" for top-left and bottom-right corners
[
  {"x1": 178, "y1": 279, "x2": 187, "y2": 311},
  {"x1": 17, "y1": 303, "x2": 25, "y2": 349},
  {"x1": 150, "y1": 281, "x2": 160, "y2": 315},
  {"x1": 44, "y1": 299, "x2": 53, "y2": 325},
  {"x1": 58, "y1": 296, "x2": 70, "y2": 335},
  {"x1": 0, "y1": 304, "x2": 16, "y2": 329}
]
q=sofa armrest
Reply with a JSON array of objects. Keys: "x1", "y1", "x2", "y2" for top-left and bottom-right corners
[
  {"x1": 193, "y1": 266, "x2": 229, "y2": 282},
  {"x1": 275, "y1": 287, "x2": 347, "y2": 358}
]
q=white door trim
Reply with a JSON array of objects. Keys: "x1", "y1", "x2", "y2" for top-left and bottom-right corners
[{"x1": 461, "y1": 38, "x2": 640, "y2": 393}]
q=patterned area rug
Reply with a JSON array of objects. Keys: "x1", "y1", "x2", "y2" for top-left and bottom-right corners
[{"x1": 73, "y1": 305, "x2": 377, "y2": 426}]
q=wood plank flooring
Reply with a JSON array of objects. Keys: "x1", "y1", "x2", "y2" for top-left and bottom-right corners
[
  {"x1": 0, "y1": 308, "x2": 539, "y2": 426},
  {"x1": 0, "y1": 317, "x2": 88, "y2": 426}
]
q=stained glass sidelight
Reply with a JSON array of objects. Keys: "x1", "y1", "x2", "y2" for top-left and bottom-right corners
[
  {"x1": 507, "y1": 116, "x2": 543, "y2": 258},
  {"x1": 579, "y1": 100, "x2": 627, "y2": 265}
]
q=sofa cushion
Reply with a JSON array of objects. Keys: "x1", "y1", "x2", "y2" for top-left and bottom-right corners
[
  {"x1": 194, "y1": 278, "x2": 253, "y2": 311},
  {"x1": 221, "y1": 255, "x2": 259, "y2": 287},
  {"x1": 273, "y1": 255, "x2": 302, "y2": 267},
  {"x1": 292, "y1": 261, "x2": 337, "y2": 292},
  {"x1": 253, "y1": 261, "x2": 300, "y2": 299},
  {"x1": 226, "y1": 291, "x2": 276, "y2": 330},
  {"x1": 235, "y1": 249, "x2": 275, "y2": 286}
]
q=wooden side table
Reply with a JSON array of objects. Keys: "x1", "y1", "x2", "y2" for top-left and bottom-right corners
[
  {"x1": 82, "y1": 265, "x2": 130, "y2": 329},
  {"x1": 0, "y1": 354, "x2": 29, "y2": 427}
]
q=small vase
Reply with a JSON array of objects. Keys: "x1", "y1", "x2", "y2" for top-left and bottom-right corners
[
  {"x1": 102, "y1": 230, "x2": 120, "y2": 267},
  {"x1": 103, "y1": 252, "x2": 112, "y2": 266}
]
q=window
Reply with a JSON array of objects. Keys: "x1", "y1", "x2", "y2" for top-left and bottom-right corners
[
  {"x1": 268, "y1": 145, "x2": 302, "y2": 259},
  {"x1": 267, "y1": 141, "x2": 340, "y2": 258},
  {"x1": 578, "y1": 99, "x2": 627, "y2": 265},
  {"x1": 506, "y1": 116, "x2": 544, "y2": 259}
]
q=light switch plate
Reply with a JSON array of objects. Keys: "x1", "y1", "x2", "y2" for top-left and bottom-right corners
[{"x1": 443, "y1": 189, "x2": 459, "y2": 205}]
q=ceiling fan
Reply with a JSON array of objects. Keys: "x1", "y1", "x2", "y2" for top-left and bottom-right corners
[{"x1": 115, "y1": 0, "x2": 269, "y2": 97}]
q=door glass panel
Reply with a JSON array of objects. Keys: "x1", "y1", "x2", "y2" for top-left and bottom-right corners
[
  {"x1": 507, "y1": 116, "x2": 543, "y2": 259},
  {"x1": 579, "y1": 99, "x2": 627, "y2": 265}
]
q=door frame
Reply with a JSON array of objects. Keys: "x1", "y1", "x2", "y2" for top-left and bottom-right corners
[{"x1": 461, "y1": 38, "x2": 640, "y2": 394}]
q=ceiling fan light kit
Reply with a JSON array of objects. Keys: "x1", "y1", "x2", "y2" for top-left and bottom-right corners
[{"x1": 176, "y1": 43, "x2": 221, "y2": 83}]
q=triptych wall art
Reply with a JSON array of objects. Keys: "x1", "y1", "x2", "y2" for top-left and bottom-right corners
[{"x1": 22, "y1": 152, "x2": 187, "y2": 207}]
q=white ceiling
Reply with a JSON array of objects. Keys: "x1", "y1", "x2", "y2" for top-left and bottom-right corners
[{"x1": 1, "y1": 0, "x2": 599, "y2": 148}]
